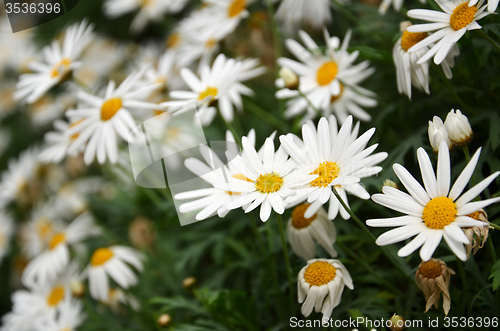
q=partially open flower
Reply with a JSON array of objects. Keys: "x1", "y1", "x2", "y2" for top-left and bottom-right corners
[
  {"x1": 428, "y1": 116, "x2": 452, "y2": 153},
  {"x1": 298, "y1": 259, "x2": 353, "y2": 319},
  {"x1": 415, "y1": 258, "x2": 455, "y2": 316},
  {"x1": 287, "y1": 204, "x2": 337, "y2": 261},
  {"x1": 389, "y1": 313, "x2": 405, "y2": 331},
  {"x1": 463, "y1": 209, "x2": 491, "y2": 258},
  {"x1": 444, "y1": 109, "x2": 473, "y2": 147}
]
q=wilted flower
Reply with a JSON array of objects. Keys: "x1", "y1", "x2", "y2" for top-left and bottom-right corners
[
  {"x1": 463, "y1": 209, "x2": 491, "y2": 258},
  {"x1": 444, "y1": 109, "x2": 473, "y2": 147},
  {"x1": 415, "y1": 258, "x2": 455, "y2": 315},
  {"x1": 428, "y1": 116, "x2": 452, "y2": 153}
]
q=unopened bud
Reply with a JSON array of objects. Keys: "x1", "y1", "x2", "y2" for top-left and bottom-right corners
[
  {"x1": 157, "y1": 314, "x2": 172, "y2": 328},
  {"x1": 399, "y1": 21, "x2": 412, "y2": 32},
  {"x1": 182, "y1": 276, "x2": 197, "y2": 291},
  {"x1": 444, "y1": 109, "x2": 473, "y2": 147},
  {"x1": 383, "y1": 179, "x2": 398, "y2": 190},
  {"x1": 279, "y1": 67, "x2": 299, "y2": 90},
  {"x1": 428, "y1": 116, "x2": 452, "y2": 153},
  {"x1": 69, "y1": 280, "x2": 85, "y2": 298},
  {"x1": 389, "y1": 314, "x2": 406, "y2": 331}
]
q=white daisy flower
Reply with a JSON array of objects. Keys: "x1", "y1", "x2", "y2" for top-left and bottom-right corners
[
  {"x1": 54, "y1": 178, "x2": 104, "y2": 217},
  {"x1": 33, "y1": 299, "x2": 85, "y2": 331},
  {"x1": 0, "y1": 148, "x2": 39, "y2": 207},
  {"x1": 13, "y1": 20, "x2": 94, "y2": 103},
  {"x1": 298, "y1": 259, "x2": 353, "y2": 319},
  {"x1": 469, "y1": 0, "x2": 498, "y2": 12},
  {"x1": 275, "y1": 0, "x2": 334, "y2": 31},
  {"x1": 407, "y1": 0, "x2": 491, "y2": 65},
  {"x1": 66, "y1": 66, "x2": 162, "y2": 165},
  {"x1": 216, "y1": 136, "x2": 316, "y2": 222},
  {"x1": 161, "y1": 54, "x2": 241, "y2": 125},
  {"x1": 287, "y1": 204, "x2": 337, "y2": 261},
  {"x1": 103, "y1": 287, "x2": 141, "y2": 312},
  {"x1": 366, "y1": 140, "x2": 500, "y2": 261},
  {"x1": 428, "y1": 115, "x2": 452, "y2": 153},
  {"x1": 39, "y1": 119, "x2": 86, "y2": 164},
  {"x1": 277, "y1": 30, "x2": 375, "y2": 122},
  {"x1": 379, "y1": 0, "x2": 425, "y2": 15},
  {"x1": 199, "y1": 0, "x2": 252, "y2": 39},
  {"x1": 87, "y1": 246, "x2": 145, "y2": 302},
  {"x1": 22, "y1": 212, "x2": 100, "y2": 287},
  {"x1": 28, "y1": 92, "x2": 78, "y2": 128},
  {"x1": 280, "y1": 116, "x2": 388, "y2": 220},
  {"x1": 0, "y1": 210, "x2": 14, "y2": 266},
  {"x1": 142, "y1": 49, "x2": 184, "y2": 92}
]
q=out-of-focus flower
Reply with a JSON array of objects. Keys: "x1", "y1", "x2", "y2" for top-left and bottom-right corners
[
  {"x1": 0, "y1": 210, "x2": 14, "y2": 266},
  {"x1": 182, "y1": 276, "x2": 197, "y2": 290},
  {"x1": 104, "y1": 287, "x2": 141, "y2": 312},
  {"x1": 39, "y1": 120, "x2": 86, "y2": 164},
  {"x1": 157, "y1": 313, "x2": 172, "y2": 328},
  {"x1": 287, "y1": 204, "x2": 337, "y2": 261},
  {"x1": 444, "y1": 109, "x2": 473, "y2": 147},
  {"x1": 407, "y1": 0, "x2": 491, "y2": 65},
  {"x1": 275, "y1": 0, "x2": 334, "y2": 31},
  {"x1": 298, "y1": 259, "x2": 353, "y2": 319},
  {"x1": 87, "y1": 246, "x2": 144, "y2": 302},
  {"x1": 379, "y1": 0, "x2": 425, "y2": 15},
  {"x1": 129, "y1": 216, "x2": 155, "y2": 250},
  {"x1": 415, "y1": 258, "x2": 455, "y2": 315},
  {"x1": 14, "y1": 20, "x2": 94, "y2": 103},
  {"x1": 279, "y1": 66, "x2": 299, "y2": 90},
  {"x1": 463, "y1": 209, "x2": 491, "y2": 258},
  {"x1": 280, "y1": 116, "x2": 387, "y2": 220},
  {"x1": 66, "y1": 66, "x2": 162, "y2": 165},
  {"x1": 388, "y1": 314, "x2": 406, "y2": 331},
  {"x1": 32, "y1": 299, "x2": 86, "y2": 331},
  {"x1": 428, "y1": 116, "x2": 452, "y2": 153},
  {"x1": 367, "y1": 140, "x2": 500, "y2": 261}
]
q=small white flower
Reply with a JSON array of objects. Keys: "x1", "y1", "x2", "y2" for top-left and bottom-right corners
[
  {"x1": 298, "y1": 259, "x2": 353, "y2": 319},
  {"x1": 367, "y1": 140, "x2": 500, "y2": 261},
  {"x1": 287, "y1": 204, "x2": 337, "y2": 261},
  {"x1": 428, "y1": 115, "x2": 452, "y2": 152},
  {"x1": 443, "y1": 109, "x2": 473, "y2": 146},
  {"x1": 87, "y1": 246, "x2": 144, "y2": 302},
  {"x1": 275, "y1": 0, "x2": 334, "y2": 31},
  {"x1": 0, "y1": 148, "x2": 39, "y2": 207},
  {"x1": 39, "y1": 120, "x2": 86, "y2": 164}
]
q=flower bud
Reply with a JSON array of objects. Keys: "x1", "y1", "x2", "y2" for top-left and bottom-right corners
[
  {"x1": 182, "y1": 276, "x2": 197, "y2": 291},
  {"x1": 399, "y1": 21, "x2": 412, "y2": 32},
  {"x1": 383, "y1": 179, "x2": 398, "y2": 190},
  {"x1": 69, "y1": 279, "x2": 85, "y2": 298},
  {"x1": 389, "y1": 314, "x2": 406, "y2": 331},
  {"x1": 444, "y1": 109, "x2": 473, "y2": 147},
  {"x1": 157, "y1": 314, "x2": 172, "y2": 328},
  {"x1": 128, "y1": 216, "x2": 155, "y2": 250},
  {"x1": 428, "y1": 116, "x2": 452, "y2": 153},
  {"x1": 279, "y1": 67, "x2": 299, "y2": 90}
]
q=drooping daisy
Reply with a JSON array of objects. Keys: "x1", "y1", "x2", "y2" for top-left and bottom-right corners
[
  {"x1": 216, "y1": 136, "x2": 317, "y2": 222},
  {"x1": 298, "y1": 259, "x2": 353, "y2": 319},
  {"x1": 469, "y1": 0, "x2": 498, "y2": 12},
  {"x1": 415, "y1": 258, "x2": 455, "y2": 315},
  {"x1": 13, "y1": 20, "x2": 94, "y2": 103},
  {"x1": 161, "y1": 54, "x2": 241, "y2": 125},
  {"x1": 0, "y1": 210, "x2": 14, "y2": 266},
  {"x1": 33, "y1": 299, "x2": 85, "y2": 331},
  {"x1": 407, "y1": 0, "x2": 491, "y2": 65},
  {"x1": 276, "y1": 30, "x2": 375, "y2": 122},
  {"x1": 66, "y1": 66, "x2": 162, "y2": 164},
  {"x1": 367, "y1": 140, "x2": 500, "y2": 261},
  {"x1": 22, "y1": 212, "x2": 99, "y2": 287},
  {"x1": 287, "y1": 204, "x2": 337, "y2": 261},
  {"x1": 280, "y1": 116, "x2": 388, "y2": 220},
  {"x1": 275, "y1": 0, "x2": 334, "y2": 31},
  {"x1": 87, "y1": 246, "x2": 144, "y2": 302}
]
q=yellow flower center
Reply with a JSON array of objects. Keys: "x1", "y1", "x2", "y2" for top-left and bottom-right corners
[
  {"x1": 291, "y1": 204, "x2": 317, "y2": 229},
  {"x1": 255, "y1": 173, "x2": 283, "y2": 193},
  {"x1": 450, "y1": 3, "x2": 477, "y2": 31},
  {"x1": 466, "y1": 210, "x2": 484, "y2": 221},
  {"x1": 68, "y1": 119, "x2": 84, "y2": 141},
  {"x1": 228, "y1": 0, "x2": 246, "y2": 18},
  {"x1": 100, "y1": 98, "x2": 122, "y2": 121},
  {"x1": 198, "y1": 86, "x2": 218, "y2": 101},
  {"x1": 46, "y1": 285, "x2": 65, "y2": 307},
  {"x1": 422, "y1": 197, "x2": 456, "y2": 230},
  {"x1": 330, "y1": 83, "x2": 344, "y2": 104},
  {"x1": 418, "y1": 260, "x2": 442, "y2": 279},
  {"x1": 316, "y1": 61, "x2": 338, "y2": 86},
  {"x1": 36, "y1": 217, "x2": 53, "y2": 239},
  {"x1": 91, "y1": 247, "x2": 114, "y2": 266},
  {"x1": 401, "y1": 31, "x2": 427, "y2": 52},
  {"x1": 166, "y1": 33, "x2": 181, "y2": 48},
  {"x1": 304, "y1": 261, "x2": 336, "y2": 286},
  {"x1": 49, "y1": 233, "x2": 66, "y2": 250},
  {"x1": 227, "y1": 173, "x2": 253, "y2": 196},
  {"x1": 205, "y1": 38, "x2": 217, "y2": 49},
  {"x1": 50, "y1": 58, "x2": 71, "y2": 78},
  {"x1": 310, "y1": 161, "x2": 340, "y2": 187}
]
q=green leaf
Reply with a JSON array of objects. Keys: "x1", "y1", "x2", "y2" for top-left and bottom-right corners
[{"x1": 489, "y1": 259, "x2": 500, "y2": 291}]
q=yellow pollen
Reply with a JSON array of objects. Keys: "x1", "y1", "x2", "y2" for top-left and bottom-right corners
[
  {"x1": 401, "y1": 31, "x2": 427, "y2": 52},
  {"x1": 198, "y1": 86, "x2": 218, "y2": 100},
  {"x1": 418, "y1": 260, "x2": 442, "y2": 279},
  {"x1": 50, "y1": 58, "x2": 71, "y2": 78},
  {"x1": 450, "y1": 3, "x2": 477, "y2": 31},
  {"x1": 228, "y1": 0, "x2": 246, "y2": 18},
  {"x1": 466, "y1": 210, "x2": 482, "y2": 220},
  {"x1": 167, "y1": 33, "x2": 181, "y2": 48},
  {"x1": 49, "y1": 233, "x2": 66, "y2": 250},
  {"x1": 100, "y1": 98, "x2": 122, "y2": 121},
  {"x1": 310, "y1": 161, "x2": 340, "y2": 187},
  {"x1": 255, "y1": 173, "x2": 283, "y2": 193},
  {"x1": 91, "y1": 248, "x2": 114, "y2": 266},
  {"x1": 422, "y1": 197, "x2": 456, "y2": 230},
  {"x1": 304, "y1": 261, "x2": 336, "y2": 286},
  {"x1": 46, "y1": 286, "x2": 65, "y2": 307},
  {"x1": 227, "y1": 173, "x2": 253, "y2": 196},
  {"x1": 330, "y1": 83, "x2": 344, "y2": 104},
  {"x1": 291, "y1": 204, "x2": 317, "y2": 229},
  {"x1": 316, "y1": 61, "x2": 338, "y2": 86}
]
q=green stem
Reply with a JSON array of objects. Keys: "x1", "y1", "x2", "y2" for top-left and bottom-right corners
[
  {"x1": 276, "y1": 213, "x2": 295, "y2": 310},
  {"x1": 331, "y1": 189, "x2": 413, "y2": 281},
  {"x1": 487, "y1": 235, "x2": 497, "y2": 262},
  {"x1": 456, "y1": 257, "x2": 472, "y2": 316},
  {"x1": 219, "y1": 109, "x2": 241, "y2": 147},
  {"x1": 298, "y1": 90, "x2": 322, "y2": 118},
  {"x1": 478, "y1": 29, "x2": 500, "y2": 53},
  {"x1": 489, "y1": 222, "x2": 500, "y2": 231}
]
